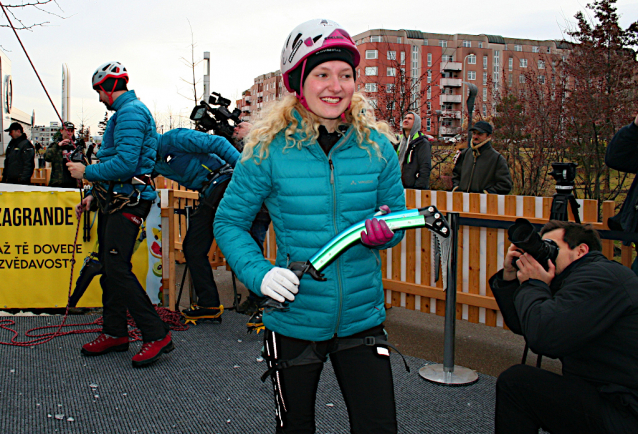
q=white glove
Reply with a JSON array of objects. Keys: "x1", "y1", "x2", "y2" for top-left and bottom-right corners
[{"x1": 260, "y1": 267, "x2": 300, "y2": 303}]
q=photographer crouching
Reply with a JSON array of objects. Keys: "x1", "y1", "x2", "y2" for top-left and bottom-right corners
[{"x1": 490, "y1": 219, "x2": 638, "y2": 433}]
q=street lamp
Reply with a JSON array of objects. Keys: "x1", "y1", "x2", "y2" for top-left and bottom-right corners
[{"x1": 460, "y1": 53, "x2": 475, "y2": 129}]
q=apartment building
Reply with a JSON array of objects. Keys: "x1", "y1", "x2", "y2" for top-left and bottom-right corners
[
  {"x1": 236, "y1": 29, "x2": 571, "y2": 138},
  {"x1": 236, "y1": 71, "x2": 292, "y2": 122},
  {"x1": 32, "y1": 122, "x2": 61, "y2": 145},
  {"x1": 355, "y1": 29, "x2": 571, "y2": 138}
]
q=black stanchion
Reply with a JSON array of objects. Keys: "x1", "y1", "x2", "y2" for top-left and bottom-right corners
[{"x1": 419, "y1": 212, "x2": 479, "y2": 385}]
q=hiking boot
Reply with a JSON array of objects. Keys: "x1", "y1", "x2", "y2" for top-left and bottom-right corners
[
  {"x1": 237, "y1": 297, "x2": 260, "y2": 315},
  {"x1": 181, "y1": 304, "x2": 223, "y2": 325},
  {"x1": 131, "y1": 332, "x2": 174, "y2": 368},
  {"x1": 81, "y1": 334, "x2": 129, "y2": 356},
  {"x1": 247, "y1": 309, "x2": 265, "y2": 334}
]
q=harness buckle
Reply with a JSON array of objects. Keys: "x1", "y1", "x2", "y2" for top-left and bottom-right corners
[{"x1": 364, "y1": 336, "x2": 376, "y2": 346}]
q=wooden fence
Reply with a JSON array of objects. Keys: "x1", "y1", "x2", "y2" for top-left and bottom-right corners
[{"x1": 157, "y1": 185, "x2": 631, "y2": 326}]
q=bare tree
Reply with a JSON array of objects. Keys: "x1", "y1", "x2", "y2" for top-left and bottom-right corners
[
  {"x1": 0, "y1": 1, "x2": 65, "y2": 31},
  {"x1": 177, "y1": 19, "x2": 203, "y2": 106}
]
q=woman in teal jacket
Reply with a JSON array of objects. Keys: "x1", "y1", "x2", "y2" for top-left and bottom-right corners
[{"x1": 214, "y1": 19, "x2": 405, "y2": 433}]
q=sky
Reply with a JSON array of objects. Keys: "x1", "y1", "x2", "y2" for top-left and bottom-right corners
[{"x1": 1, "y1": 0, "x2": 637, "y2": 136}]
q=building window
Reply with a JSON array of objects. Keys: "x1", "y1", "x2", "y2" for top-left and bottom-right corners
[
  {"x1": 365, "y1": 50, "x2": 378, "y2": 59},
  {"x1": 483, "y1": 105, "x2": 487, "y2": 116},
  {"x1": 365, "y1": 83, "x2": 378, "y2": 92},
  {"x1": 483, "y1": 88, "x2": 487, "y2": 102},
  {"x1": 386, "y1": 83, "x2": 395, "y2": 93},
  {"x1": 369, "y1": 98, "x2": 378, "y2": 109},
  {"x1": 442, "y1": 54, "x2": 454, "y2": 62},
  {"x1": 427, "y1": 101, "x2": 431, "y2": 112},
  {"x1": 365, "y1": 67, "x2": 378, "y2": 76},
  {"x1": 467, "y1": 54, "x2": 476, "y2": 64},
  {"x1": 463, "y1": 40, "x2": 471, "y2": 48},
  {"x1": 387, "y1": 51, "x2": 396, "y2": 60},
  {"x1": 426, "y1": 118, "x2": 431, "y2": 131},
  {"x1": 532, "y1": 46, "x2": 540, "y2": 53},
  {"x1": 439, "y1": 40, "x2": 447, "y2": 47},
  {"x1": 538, "y1": 75, "x2": 546, "y2": 84},
  {"x1": 468, "y1": 71, "x2": 476, "y2": 80},
  {"x1": 508, "y1": 58, "x2": 513, "y2": 71},
  {"x1": 538, "y1": 60, "x2": 545, "y2": 69},
  {"x1": 519, "y1": 75, "x2": 526, "y2": 83},
  {"x1": 483, "y1": 55, "x2": 488, "y2": 69},
  {"x1": 397, "y1": 37, "x2": 402, "y2": 44},
  {"x1": 483, "y1": 71, "x2": 488, "y2": 85},
  {"x1": 520, "y1": 59, "x2": 528, "y2": 68},
  {"x1": 504, "y1": 44, "x2": 508, "y2": 50},
  {"x1": 427, "y1": 53, "x2": 432, "y2": 67},
  {"x1": 479, "y1": 42, "x2": 484, "y2": 48},
  {"x1": 400, "y1": 52, "x2": 405, "y2": 65},
  {"x1": 387, "y1": 67, "x2": 396, "y2": 77},
  {"x1": 508, "y1": 73, "x2": 513, "y2": 86},
  {"x1": 515, "y1": 45, "x2": 522, "y2": 52},
  {"x1": 426, "y1": 87, "x2": 431, "y2": 99},
  {"x1": 427, "y1": 69, "x2": 432, "y2": 83},
  {"x1": 371, "y1": 35, "x2": 382, "y2": 43}
]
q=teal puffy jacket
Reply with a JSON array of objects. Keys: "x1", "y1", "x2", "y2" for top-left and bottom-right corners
[
  {"x1": 85, "y1": 90, "x2": 158, "y2": 201},
  {"x1": 153, "y1": 128, "x2": 239, "y2": 192},
  {"x1": 214, "y1": 123, "x2": 406, "y2": 341}
]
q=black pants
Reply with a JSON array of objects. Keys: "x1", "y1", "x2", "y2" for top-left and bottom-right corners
[
  {"x1": 98, "y1": 199, "x2": 169, "y2": 342},
  {"x1": 182, "y1": 179, "x2": 230, "y2": 308},
  {"x1": 496, "y1": 364, "x2": 638, "y2": 434},
  {"x1": 264, "y1": 325, "x2": 397, "y2": 434}
]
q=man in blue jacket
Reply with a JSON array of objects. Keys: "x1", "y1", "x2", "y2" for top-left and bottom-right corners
[
  {"x1": 67, "y1": 62, "x2": 172, "y2": 368},
  {"x1": 153, "y1": 128, "x2": 239, "y2": 323}
]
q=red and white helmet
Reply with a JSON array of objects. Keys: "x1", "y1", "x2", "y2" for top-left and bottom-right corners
[
  {"x1": 280, "y1": 19, "x2": 360, "y2": 94},
  {"x1": 92, "y1": 61, "x2": 129, "y2": 90}
]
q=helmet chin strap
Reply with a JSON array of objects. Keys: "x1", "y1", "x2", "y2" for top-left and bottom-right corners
[
  {"x1": 295, "y1": 59, "x2": 350, "y2": 122},
  {"x1": 98, "y1": 78, "x2": 120, "y2": 106}
]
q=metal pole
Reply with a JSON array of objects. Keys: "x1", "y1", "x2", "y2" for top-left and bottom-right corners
[
  {"x1": 443, "y1": 212, "x2": 459, "y2": 371},
  {"x1": 419, "y1": 212, "x2": 478, "y2": 385}
]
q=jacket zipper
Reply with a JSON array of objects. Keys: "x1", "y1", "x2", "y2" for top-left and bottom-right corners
[
  {"x1": 326, "y1": 129, "x2": 352, "y2": 335},
  {"x1": 466, "y1": 155, "x2": 478, "y2": 192}
]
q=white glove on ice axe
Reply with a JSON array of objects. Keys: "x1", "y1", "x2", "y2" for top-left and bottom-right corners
[{"x1": 260, "y1": 267, "x2": 300, "y2": 303}]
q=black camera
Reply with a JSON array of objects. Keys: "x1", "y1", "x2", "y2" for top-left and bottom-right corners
[
  {"x1": 507, "y1": 218, "x2": 559, "y2": 271},
  {"x1": 189, "y1": 92, "x2": 242, "y2": 142},
  {"x1": 549, "y1": 162, "x2": 577, "y2": 188},
  {"x1": 61, "y1": 139, "x2": 87, "y2": 165}
]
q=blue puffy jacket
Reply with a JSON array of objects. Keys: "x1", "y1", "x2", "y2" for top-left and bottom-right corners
[
  {"x1": 153, "y1": 129, "x2": 240, "y2": 193},
  {"x1": 85, "y1": 90, "x2": 158, "y2": 201},
  {"x1": 214, "y1": 121, "x2": 406, "y2": 341}
]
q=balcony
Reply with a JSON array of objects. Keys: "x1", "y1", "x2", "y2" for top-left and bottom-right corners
[
  {"x1": 440, "y1": 62, "x2": 462, "y2": 72},
  {"x1": 440, "y1": 110, "x2": 461, "y2": 119},
  {"x1": 440, "y1": 95, "x2": 462, "y2": 104},
  {"x1": 245, "y1": 95, "x2": 251, "y2": 102},
  {"x1": 440, "y1": 78, "x2": 462, "y2": 87},
  {"x1": 242, "y1": 106, "x2": 251, "y2": 113},
  {"x1": 440, "y1": 126, "x2": 462, "y2": 136}
]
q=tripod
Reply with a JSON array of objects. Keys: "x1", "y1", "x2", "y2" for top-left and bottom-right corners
[{"x1": 550, "y1": 185, "x2": 581, "y2": 224}]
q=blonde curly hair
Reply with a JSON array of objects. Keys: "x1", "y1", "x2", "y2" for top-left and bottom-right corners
[{"x1": 241, "y1": 93, "x2": 396, "y2": 163}]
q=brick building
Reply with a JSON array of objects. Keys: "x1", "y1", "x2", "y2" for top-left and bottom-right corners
[
  {"x1": 235, "y1": 28, "x2": 571, "y2": 139},
  {"x1": 355, "y1": 29, "x2": 571, "y2": 139},
  {"x1": 235, "y1": 71, "x2": 292, "y2": 122}
]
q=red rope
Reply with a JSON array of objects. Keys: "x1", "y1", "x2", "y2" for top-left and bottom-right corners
[
  {"x1": 0, "y1": 209, "x2": 188, "y2": 347},
  {"x1": 0, "y1": 307, "x2": 188, "y2": 347}
]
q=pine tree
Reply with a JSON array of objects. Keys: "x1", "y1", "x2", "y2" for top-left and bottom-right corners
[{"x1": 97, "y1": 112, "x2": 110, "y2": 136}]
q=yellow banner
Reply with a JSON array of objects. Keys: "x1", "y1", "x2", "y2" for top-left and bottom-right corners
[{"x1": 0, "y1": 191, "x2": 158, "y2": 309}]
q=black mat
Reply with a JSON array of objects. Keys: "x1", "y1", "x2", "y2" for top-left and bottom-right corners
[{"x1": 0, "y1": 312, "x2": 496, "y2": 433}]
